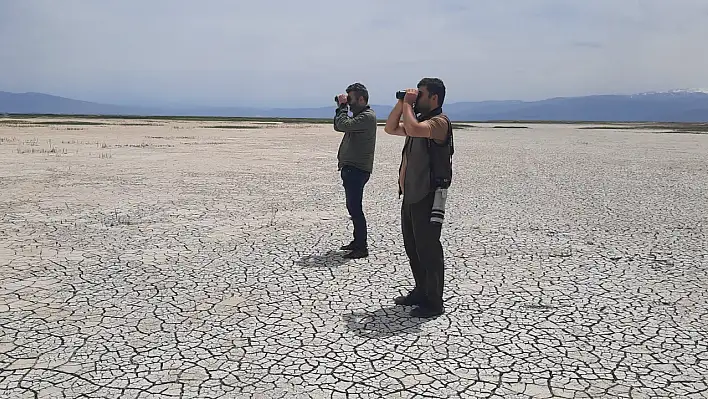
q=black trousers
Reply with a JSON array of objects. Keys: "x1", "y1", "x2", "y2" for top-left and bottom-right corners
[
  {"x1": 401, "y1": 192, "x2": 444, "y2": 310},
  {"x1": 341, "y1": 166, "x2": 371, "y2": 248}
]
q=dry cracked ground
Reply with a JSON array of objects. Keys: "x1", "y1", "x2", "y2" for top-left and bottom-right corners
[{"x1": 0, "y1": 118, "x2": 707, "y2": 399}]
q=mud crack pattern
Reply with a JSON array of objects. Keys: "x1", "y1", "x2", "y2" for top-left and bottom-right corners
[{"x1": 1, "y1": 121, "x2": 707, "y2": 398}]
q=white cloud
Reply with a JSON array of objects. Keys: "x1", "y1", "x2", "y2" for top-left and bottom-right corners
[{"x1": 1, "y1": 0, "x2": 707, "y2": 106}]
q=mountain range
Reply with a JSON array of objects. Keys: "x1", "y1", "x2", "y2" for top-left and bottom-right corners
[{"x1": 1, "y1": 89, "x2": 708, "y2": 122}]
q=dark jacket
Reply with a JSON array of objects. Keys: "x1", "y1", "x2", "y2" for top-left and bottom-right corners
[{"x1": 334, "y1": 105, "x2": 377, "y2": 173}]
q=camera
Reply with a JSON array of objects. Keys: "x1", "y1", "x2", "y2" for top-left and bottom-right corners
[{"x1": 430, "y1": 188, "x2": 447, "y2": 225}]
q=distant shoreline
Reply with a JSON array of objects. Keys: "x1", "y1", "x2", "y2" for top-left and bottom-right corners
[
  {"x1": 2, "y1": 114, "x2": 707, "y2": 134},
  {"x1": 3, "y1": 113, "x2": 708, "y2": 126}
]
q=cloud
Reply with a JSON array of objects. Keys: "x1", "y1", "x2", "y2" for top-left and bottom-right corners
[{"x1": 1, "y1": 0, "x2": 707, "y2": 107}]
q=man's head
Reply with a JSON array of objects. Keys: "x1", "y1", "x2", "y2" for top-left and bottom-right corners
[
  {"x1": 346, "y1": 82, "x2": 369, "y2": 111},
  {"x1": 415, "y1": 77, "x2": 446, "y2": 114}
]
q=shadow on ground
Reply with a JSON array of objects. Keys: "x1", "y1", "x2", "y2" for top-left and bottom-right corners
[
  {"x1": 342, "y1": 305, "x2": 431, "y2": 338},
  {"x1": 295, "y1": 250, "x2": 351, "y2": 268}
]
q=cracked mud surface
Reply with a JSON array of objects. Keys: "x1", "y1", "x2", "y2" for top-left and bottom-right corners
[{"x1": 1, "y1": 119, "x2": 707, "y2": 398}]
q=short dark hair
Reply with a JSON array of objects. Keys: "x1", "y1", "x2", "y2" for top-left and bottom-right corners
[
  {"x1": 346, "y1": 82, "x2": 369, "y2": 103},
  {"x1": 417, "y1": 77, "x2": 446, "y2": 106}
]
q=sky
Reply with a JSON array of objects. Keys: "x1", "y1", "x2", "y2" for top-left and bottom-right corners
[{"x1": 1, "y1": 0, "x2": 708, "y2": 108}]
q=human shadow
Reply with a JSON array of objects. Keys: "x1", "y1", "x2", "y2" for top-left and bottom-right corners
[
  {"x1": 295, "y1": 249, "x2": 352, "y2": 268},
  {"x1": 342, "y1": 305, "x2": 431, "y2": 338}
]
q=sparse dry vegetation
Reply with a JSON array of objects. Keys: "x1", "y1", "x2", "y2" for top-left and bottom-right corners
[
  {"x1": 203, "y1": 125, "x2": 262, "y2": 129},
  {"x1": 15, "y1": 138, "x2": 68, "y2": 155}
]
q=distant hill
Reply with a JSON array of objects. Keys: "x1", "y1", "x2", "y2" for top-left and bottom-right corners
[
  {"x1": 443, "y1": 90, "x2": 708, "y2": 122},
  {"x1": 0, "y1": 91, "x2": 151, "y2": 116},
  {"x1": 2, "y1": 89, "x2": 708, "y2": 122}
]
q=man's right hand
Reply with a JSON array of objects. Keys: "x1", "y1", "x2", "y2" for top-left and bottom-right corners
[
  {"x1": 337, "y1": 94, "x2": 348, "y2": 105},
  {"x1": 403, "y1": 89, "x2": 418, "y2": 105}
]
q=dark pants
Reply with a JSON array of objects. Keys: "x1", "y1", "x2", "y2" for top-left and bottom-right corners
[
  {"x1": 401, "y1": 192, "x2": 444, "y2": 310},
  {"x1": 341, "y1": 166, "x2": 370, "y2": 248}
]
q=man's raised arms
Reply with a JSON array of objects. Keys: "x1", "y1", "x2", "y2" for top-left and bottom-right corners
[{"x1": 384, "y1": 99, "x2": 407, "y2": 136}]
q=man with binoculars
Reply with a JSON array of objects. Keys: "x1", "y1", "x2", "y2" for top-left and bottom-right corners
[
  {"x1": 384, "y1": 77, "x2": 454, "y2": 318},
  {"x1": 333, "y1": 82, "x2": 378, "y2": 259}
]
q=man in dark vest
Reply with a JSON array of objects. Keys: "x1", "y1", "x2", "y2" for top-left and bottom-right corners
[
  {"x1": 333, "y1": 83, "x2": 378, "y2": 259},
  {"x1": 384, "y1": 77, "x2": 453, "y2": 318}
]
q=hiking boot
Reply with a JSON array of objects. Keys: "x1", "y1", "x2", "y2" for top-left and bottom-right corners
[
  {"x1": 340, "y1": 242, "x2": 357, "y2": 251},
  {"x1": 394, "y1": 291, "x2": 424, "y2": 306},
  {"x1": 410, "y1": 305, "x2": 444, "y2": 318},
  {"x1": 343, "y1": 248, "x2": 368, "y2": 259}
]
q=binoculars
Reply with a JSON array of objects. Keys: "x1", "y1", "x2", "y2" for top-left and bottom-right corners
[{"x1": 396, "y1": 90, "x2": 422, "y2": 101}]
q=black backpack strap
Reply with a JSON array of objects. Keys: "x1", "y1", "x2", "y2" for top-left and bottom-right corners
[
  {"x1": 444, "y1": 115, "x2": 454, "y2": 156},
  {"x1": 426, "y1": 114, "x2": 454, "y2": 189},
  {"x1": 445, "y1": 115, "x2": 454, "y2": 174}
]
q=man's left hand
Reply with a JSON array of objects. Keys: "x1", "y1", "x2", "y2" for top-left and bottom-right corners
[
  {"x1": 337, "y1": 94, "x2": 348, "y2": 105},
  {"x1": 403, "y1": 88, "x2": 418, "y2": 105}
]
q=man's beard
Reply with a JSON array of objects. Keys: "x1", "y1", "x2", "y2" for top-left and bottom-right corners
[{"x1": 414, "y1": 103, "x2": 428, "y2": 115}]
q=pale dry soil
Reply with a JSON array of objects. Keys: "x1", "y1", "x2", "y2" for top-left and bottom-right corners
[{"x1": 1, "y1": 119, "x2": 707, "y2": 399}]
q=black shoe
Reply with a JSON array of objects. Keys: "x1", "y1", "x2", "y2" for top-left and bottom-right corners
[
  {"x1": 394, "y1": 291, "x2": 424, "y2": 306},
  {"x1": 410, "y1": 305, "x2": 444, "y2": 318},
  {"x1": 343, "y1": 248, "x2": 368, "y2": 259},
  {"x1": 340, "y1": 242, "x2": 356, "y2": 251}
]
